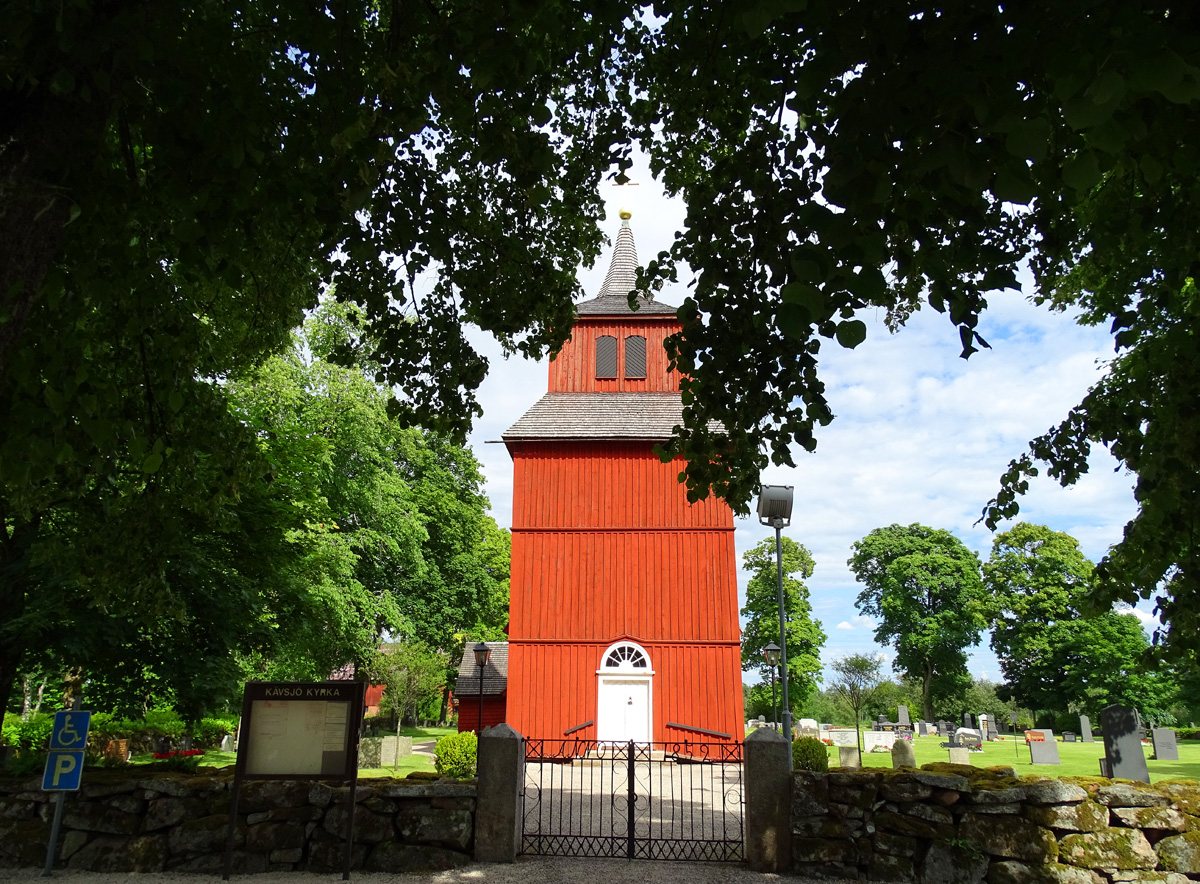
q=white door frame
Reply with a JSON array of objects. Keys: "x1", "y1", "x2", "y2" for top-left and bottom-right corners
[{"x1": 596, "y1": 641, "x2": 653, "y2": 744}]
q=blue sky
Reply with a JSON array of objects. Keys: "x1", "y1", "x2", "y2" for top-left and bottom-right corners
[{"x1": 463, "y1": 157, "x2": 1150, "y2": 690}]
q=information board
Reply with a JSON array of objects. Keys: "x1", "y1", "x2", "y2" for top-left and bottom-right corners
[{"x1": 236, "y1": 682, "x2": 365, "y2": 780}]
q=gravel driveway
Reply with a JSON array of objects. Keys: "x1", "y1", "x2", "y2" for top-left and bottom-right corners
[{"x1": 0, "y1": 857, "x2": 807, "y2": 884}]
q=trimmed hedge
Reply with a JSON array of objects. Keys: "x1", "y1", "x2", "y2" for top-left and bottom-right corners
[{"x1": 435, "y1": 731, "x2": 478, "y2": 779}]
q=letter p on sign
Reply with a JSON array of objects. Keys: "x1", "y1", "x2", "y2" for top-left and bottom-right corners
[{"x1": 42, "y1": 751, "x2": 85, "y2": 791}]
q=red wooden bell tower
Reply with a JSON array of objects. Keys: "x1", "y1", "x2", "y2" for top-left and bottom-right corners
[{"x1": 502, "y1": 214, "x2": 742, "y2": 743}]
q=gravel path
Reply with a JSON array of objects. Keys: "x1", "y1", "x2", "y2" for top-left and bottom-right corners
[{"x1": 0, "y1": 857, "x2": 808, "y2": 884}]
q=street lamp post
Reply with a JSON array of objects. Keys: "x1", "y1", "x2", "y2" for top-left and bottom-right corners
[
  {"x1": 473, "y1": 642, "x2": 491, "y2": 734},
  {"x1": 764, "y1": 642, "x2": 781, "y2": 733},
  {"x1": 757, "y1": 485, "x2": 794, "y2": 768}
]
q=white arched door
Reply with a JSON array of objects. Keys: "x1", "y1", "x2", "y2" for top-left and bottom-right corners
[{"x1": 596, "y1": 642, "x2": 653, "y2": 744}]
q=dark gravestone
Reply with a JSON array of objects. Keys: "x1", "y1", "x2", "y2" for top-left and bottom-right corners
[
  {"x1": 938, "y1": 720, "x2": 951, "y2": 737},
  {"x1": 898, "y1": 705, "x2": 911, "y2": 726},
  {"x1": 879, "y1": 714, "x2": 888, "y2": 724},
  {"x1": 1028, "y1": 729, "x2": 1061, "y2": 764},
  {"x1": 1151, "y1": 728, "x2": 1179, "y2": 761},
  {"x1": 1080, "y1": 715, "x2": 1094, "y2": 743},
  {"x1": 1063, "y1": 732, "x2": 1077, "y2": 743},
  {"x1": 918, "y1": 721, "x2": 928, "y2": 736},
  {"x1": 963, "y1": 712, "x2": 974, "y2": 728},
  {"x1": 1101, "y1": 704, "x2": 1150, "y2": 783}
]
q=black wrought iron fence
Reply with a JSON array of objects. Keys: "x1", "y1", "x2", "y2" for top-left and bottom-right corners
[{"x1": 521, "y1": 738, "x2": 744, "y2": 862}]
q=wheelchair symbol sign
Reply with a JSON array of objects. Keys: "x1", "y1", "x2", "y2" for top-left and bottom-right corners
[{"x1": 50, "y1": 711, "x2": 91, "y2": 750}]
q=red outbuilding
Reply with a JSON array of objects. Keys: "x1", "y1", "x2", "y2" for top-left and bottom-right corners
[{"x1": 498, "y1": 212, "x2": 743, "y2": 744}]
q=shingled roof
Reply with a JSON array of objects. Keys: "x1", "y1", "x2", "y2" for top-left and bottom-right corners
[
  {"x1": 503, "y1": 392, "x2": 693, "y2": 440},
  {"x1": 453, "y1": 642, "x2": 508, "y2": 697},
  {"x1": 576, "y1": 219, "x2": 677, "y2": 316}
]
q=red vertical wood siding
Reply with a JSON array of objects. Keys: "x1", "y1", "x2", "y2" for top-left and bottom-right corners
[
  {"x1": 549, "y1": 317, "x2": 680, "y2": 393},
  {"x1": 456, "y1": 695, "x2": 507, "y2": 733},
  {"x1": 507, "y1": 309, "x2": 742, "y2": 743},
  {"x1": 509, "y1": 442, "x2": 730, "y2": 530}
]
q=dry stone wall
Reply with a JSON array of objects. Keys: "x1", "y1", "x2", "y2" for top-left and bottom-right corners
[
  {"x1": 0, "y1": 771, "x2": 475, "y2": 874},
  {"x1": 792, "y1": 764, "x2": 1200, "y2": 884}
]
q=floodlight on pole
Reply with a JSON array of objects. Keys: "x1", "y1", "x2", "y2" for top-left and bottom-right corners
[{"x1": 758, "y1": 484, "x2": 794, "y2": 768}]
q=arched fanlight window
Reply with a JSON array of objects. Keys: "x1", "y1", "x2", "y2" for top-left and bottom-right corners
[
  {"x1": 624, "y1": 335, "x2": 646, "y2": 379},
  {"x1": 603, "y1": 642, "x2": 649, "y2": 669},
  {"x1": 596, "y1": 335, "x2": 617, "y2": 379}
]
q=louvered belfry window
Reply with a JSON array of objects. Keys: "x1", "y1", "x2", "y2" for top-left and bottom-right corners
[
  {"x1": 624, "y1": 335, "x2": 647, "y2": 379},
  {"x1": 596, "y1": 335, "x2": 617, "y2": 378}
]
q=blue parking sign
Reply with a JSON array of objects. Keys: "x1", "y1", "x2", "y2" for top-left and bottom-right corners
[
  {"x1": 42, "y1": 751, "x2": 85, "y2": 791},
  {"x1": 49, "y1": 711, "x2": 91, "y2": 750}
]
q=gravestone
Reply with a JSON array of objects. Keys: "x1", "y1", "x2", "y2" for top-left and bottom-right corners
[
  {"x1": 1151, "y1": 727, "x2": 1179, "y2": 761},
  {"x1": 878, "y1": 714, "x2": 888, "y2": 724},
  {"x1": 918, "y1": 721, "x2": 928, "y2": 736},
  {"x1": 830, "y1": 729, "x2": 858, "y2": 747},
  {"x1": 1027, "y1": 729, "x2": 1061, "y2": 765},
  {"x1": 959, "y1": 731, "x2": 982, "y2": 750},
  {"x1": 1063, "y1": 732, "x2": 1077, "y2": 743},
  {"x1": 838, "y1": 747, "x2": 861, "y2": 769},
  {"x1": 1101, "y1": 704, "x2": 1150, "y2": 783},
  {"x1": 978, "y1": 715, "x2": 990, "y2": 741},
  {"x1": 898, "y1": 705, "x2": 911, "y2": 726},
  {"x1": 220, "y1": 734, "x2": 235, "y2": 753},
  {"x1": 892, "y1": 739, "x2": 916, "y2": 768},
  {"x1": 938, "y1": 719, "x2": 951, "y2": 737},
  {"x1": 800, "y1": 727, "x2": 820, "y2": 740},
  {"x1": 948, "y1": 747, "x2": 971, "y2": 765},
  {"x1": 864, "y1": 730, "x2": 896, "y2": 752},
  {"x1": 963, "y1": 712, "x2": 974, "y2": 728},
  {"x1": 1080, "y1": 714, "x2": 1094, "y2": 743}
]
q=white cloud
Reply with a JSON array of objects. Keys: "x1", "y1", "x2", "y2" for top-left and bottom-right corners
[{"x1": 835, "y1": 621, "x2": 854, "y2": 630}]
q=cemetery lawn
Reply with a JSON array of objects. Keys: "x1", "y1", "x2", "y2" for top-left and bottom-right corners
[
  {"x1": 124, "y1": 749, "x2": 437, "y2": 778},
  {"x1": 835, "y1": 735, "x2": 1200, "y2": 781}
]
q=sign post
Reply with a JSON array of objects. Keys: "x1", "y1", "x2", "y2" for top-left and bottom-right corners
[{"x1": 42, "y1": 707, "x2": 91, "y2": 876}]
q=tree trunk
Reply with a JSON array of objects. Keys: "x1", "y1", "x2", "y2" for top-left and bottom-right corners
[
  {"x1": 922, "y1": 664, "x2": 934, "y2": 722},
  {"x1": 0, "y1": 513, "x2": 40, "y2": 739}
]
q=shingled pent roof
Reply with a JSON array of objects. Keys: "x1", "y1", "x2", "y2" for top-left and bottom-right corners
[
  {"x1": 576, "y1": 220, "x2": 677, "y2": 316},
  {"x1": 503, "y1": 392, "x2": 693, "y2": 440},
  {"x1": 454, "y1": 642, "x2": 508, "y2": 697}
]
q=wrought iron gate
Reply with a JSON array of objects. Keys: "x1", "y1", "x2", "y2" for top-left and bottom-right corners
[{"x1": 521, "y1": 739, "x2": 744, "y2": 862}]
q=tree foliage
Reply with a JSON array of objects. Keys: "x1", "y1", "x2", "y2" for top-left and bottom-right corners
[
  {"x1": 849, "y1": 524, "x2": 986, "y2": 721},
  {"x1": 368, "y1": 642, "x2": 447, "y2": 727},
  {"x1": 6, "y1": 1, "x2": 1200, "y2": 709},
  {"x1": 984, "y1": 522, "x2": 1175, "y2": 721},
  {"x1": 740, "y1": 536, "x2": 826, "y2": 710},
  {"x1": 827, "y1": 654, "x2": 884, "y2": 752}
]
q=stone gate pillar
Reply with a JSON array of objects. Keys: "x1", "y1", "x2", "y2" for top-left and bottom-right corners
[
  {"x1": 744, "y1": 727, "x2": 792, "y2": 872},
  {"x1": 474, "y1": 724, "x2": 525, "y2": 862}
]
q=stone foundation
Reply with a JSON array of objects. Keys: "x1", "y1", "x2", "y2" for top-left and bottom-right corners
[
  {"x1": 792, "y1": 765, "x2": 1200, "y2": 883},
  {"x1": 0, "y1": 771, "x2": 475, "y2": 873}
]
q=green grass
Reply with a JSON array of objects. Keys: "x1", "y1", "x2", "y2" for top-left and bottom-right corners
[
  {"x1": 828, "y1": 734, "x2": 1200, "y2": 781},
  {"x1": 397, "y1": 724, "x2": 457, "y2": 740},
  {"x1": 119, "y1": 746, "x2": 436, "y2": 779}
]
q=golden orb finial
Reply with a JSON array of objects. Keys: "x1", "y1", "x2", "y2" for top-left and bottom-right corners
[{"x1": 619, "y1": 206, "x2": 632, "y2": 220}]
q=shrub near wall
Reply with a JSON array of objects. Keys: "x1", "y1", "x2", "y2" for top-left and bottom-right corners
[
  {"x1": 0, "y1": 770, "x2": 475, "y2": 873},
  {"x1": 792, "y1": 763, "x2": 1200, "y2": 884}
]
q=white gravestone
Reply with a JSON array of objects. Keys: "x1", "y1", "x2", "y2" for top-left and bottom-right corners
[{"x1": 863, "y1": 730, "x2": 896, "y2": 752}]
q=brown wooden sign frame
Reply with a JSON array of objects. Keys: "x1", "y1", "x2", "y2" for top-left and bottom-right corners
[{"x1": 223, "y1": 681, "x2": 366, "y2": 880}]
